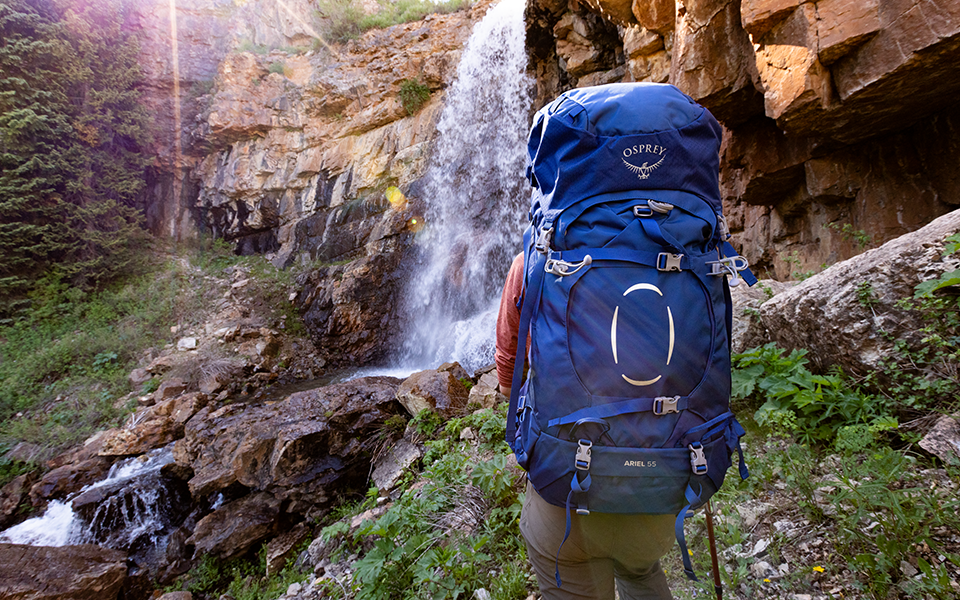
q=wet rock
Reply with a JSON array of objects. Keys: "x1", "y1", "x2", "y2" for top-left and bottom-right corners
[
  {"x1": 98, "y1": 417, "x2": 182, "y2": 457},
  {"x1": 0, "y1": 472, "x2": 37, "y2": 529},
  {"x1": 158, "y1": 592, "x2": 193, "y2": 600},
  {"x1": 30, "y1": 457, "x2": 114, "y2": 504},
  {"x1": 0, "y1": 543, "x2": 127, "y2": 599},
  {"x1": 186, "y1": 492, "x2": 281, "y2": 559},
  {"x1": 174, "y1": 377, "x2": 404, "y2": 515},
  {"x1": 397, "y1": 368, "x2": 470, "y2": 418}
]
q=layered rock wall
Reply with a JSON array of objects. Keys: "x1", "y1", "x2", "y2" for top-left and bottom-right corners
[{"x1": 527, "y1": 0, "x2": 960, "y2": 278}]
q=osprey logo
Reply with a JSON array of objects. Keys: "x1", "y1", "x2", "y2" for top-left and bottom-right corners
[{"x1": 621, "y1": 144, "x2": 667, "y2": 179}]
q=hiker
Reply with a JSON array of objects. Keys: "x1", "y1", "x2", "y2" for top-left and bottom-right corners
[
  {"x1": 496, "y1": 82, "x2": 751, "y2": 600},
  {"x1": 495, "y1": 252, "x2": 677, "y2": 600}
]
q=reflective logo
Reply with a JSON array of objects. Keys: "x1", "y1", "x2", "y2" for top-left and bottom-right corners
[
  {"x1": 624, "y1": 460, "x2": 657, "y2": 468},
  {"x1": 610, "y1": 283, "x2": 674, "y2": 387},
  {"x1": 621, "y1": 144, "x2": 667, "y2": 179}
]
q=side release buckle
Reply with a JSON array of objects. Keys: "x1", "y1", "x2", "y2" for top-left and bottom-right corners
[
  {"x1": 575, "y1": 440, "x2": 592, "y2": 471},
  {"x1": 653, "y1": 396, "x2": 681, "y2": 415},
  {"x1": 657, "y1": 253, "x2": 684, "y2": 272},
  {"x1": 688, "y1": 442, "x2": 708, "y2": 475}
]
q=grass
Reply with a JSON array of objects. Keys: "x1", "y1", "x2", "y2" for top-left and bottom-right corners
[
  {"x1": 316, "y1": 0, "x2": 474, "y2": 43},
  {"x1": 0, "y1": 237, "x2": 310, "y2": 481}
]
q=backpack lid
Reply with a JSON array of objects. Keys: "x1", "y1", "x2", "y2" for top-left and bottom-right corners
[{"x1": 526, "y1": 82, "x2": 723, "y2": 215}]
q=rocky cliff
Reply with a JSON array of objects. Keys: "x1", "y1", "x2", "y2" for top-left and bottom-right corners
[
  {"x1": 527, "y1": 0, "x2": 960, "y2": 278},
  {"x1": 137, "y1": 0, "x2": 960, "y2": 365}
]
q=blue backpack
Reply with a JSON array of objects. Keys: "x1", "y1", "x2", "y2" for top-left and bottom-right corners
[{"x1": 505, "y1": 82, "x2": 753, "y2": 582}]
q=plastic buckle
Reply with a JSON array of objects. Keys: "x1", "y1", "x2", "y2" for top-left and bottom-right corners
[
  {"x1": 648, "y1": 199, "x2": 674, "y2": 214},
  {"x1": 535, "y1": 226, "x2": 554, "y2": 254},
  {"x1": 545, "y1": 255, "x2": 592, "y2": 277},
  {"x1": 653, "y1": 395, "x2": 681, "y2": 415},
  {"x1": 633, "y1": 205, "x2": 654, "y2": 218},
  {"x1": 707, "y1": 255, "x2": 750, "y2": 287},
  {"x1": 657, "y1": 253, "x2": 684, "y2": 272},
  {"x1": 688, "y1": 442, "x2": 708, "y2": 475},
  {"x1": 575, "y1": 440, "x2": 592, "y2": 471},
  {"x1": 717, "y1": 214, "x2": 732, "y2": 241}
]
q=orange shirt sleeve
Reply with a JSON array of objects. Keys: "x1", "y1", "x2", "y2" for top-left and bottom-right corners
[{"x1": 495, "y1": 252, "x2": 525, "y2": 391}]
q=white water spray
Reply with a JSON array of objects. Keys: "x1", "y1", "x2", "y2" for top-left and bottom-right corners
[
  {"x1": 397, "y1": 0, "x2": 533, "y2": 374},
  {"x1": 0, "y1": 445, "x2": 176, "y2": 548}
]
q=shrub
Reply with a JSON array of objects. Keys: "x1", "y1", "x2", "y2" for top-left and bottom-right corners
[
  {"x1": 267, "y1": 61, "x2": 285, "y2": 75},
  {"x1": 399, "y1": 78, "x2": 431, "y2": 114},
  {"x1": 732, "y1": 343, "x2": 895, "y2": 446}
]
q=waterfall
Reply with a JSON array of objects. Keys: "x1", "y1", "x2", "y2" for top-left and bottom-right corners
[
  {"x1": 0, "y1": 445, "x2": 186, "y2": 552},
  {"x1": 395, "y1": 0, "x2": 533, "y2": 375}
]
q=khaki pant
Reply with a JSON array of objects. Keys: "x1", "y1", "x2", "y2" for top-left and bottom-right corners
[{"x1": 519, "y1": 482, "x2": 676, "y2": 600}]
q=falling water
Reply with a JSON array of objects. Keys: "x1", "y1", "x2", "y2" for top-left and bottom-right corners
[
  {"x1": 0, "y1": 445, "x2": 185, "y2": 551},
  {"x1": 396, "y1": 0, "x2": 533, "y2": 374}
]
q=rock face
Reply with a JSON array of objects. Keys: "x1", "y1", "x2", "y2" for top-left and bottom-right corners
[
  {"x1": 0, "y1": 543, "x2": 127, "y2": 600},
  {"x1": 526, "y1": 0, "x2": 960, "y2": 282},
  {"x1": 173, "y1": 376, "x2": 405, "y2": 521},
  {"x1": 759, "y1": 208, "x2": 960, "y2": 374},
  {"x1": 136, "y1": 0, "x2": 960, "y2": 366}
]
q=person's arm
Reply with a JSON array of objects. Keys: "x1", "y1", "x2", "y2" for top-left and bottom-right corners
[{"x1": 494, "y1": 253, "x2": 525, "y2": 398}]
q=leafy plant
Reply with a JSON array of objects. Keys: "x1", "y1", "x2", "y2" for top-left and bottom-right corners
[
  {"x1": 826, "y1": 450, "x2": 960, "y2": 599},
  {"x1": 267, "y1": 60, "x2": 285, "y2": 75},
  {"x1": 399, "y1": 78, "x2": 431, "y2": 115},
  {"x1": 827, "y1": 222, "x2": 872, "y2": 249},
  {"x1": 732, "y1": 344, "x2": 894, "y2": 446}
]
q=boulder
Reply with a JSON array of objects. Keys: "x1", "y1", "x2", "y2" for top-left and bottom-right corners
[
  {"x1": 467, "y1": 368, "x2": 502, "y2": 410},
  {"x1": 371, "y1": 439, "x2": 423, "y2": 493},
  {"x1": 396, "y1": 368, "x2": 470, "y2": 418},
  {"x1": 186, "y1": 492, "x2": 281, "y2": 559},
  {"x1": 98, "y1": 417, "x2": 181, "y2": 457},
  {"x1": 0, "y1": 543, "x2": 127, "y2": 600},
  {"x1": 0, "y1": 472, "x2": 37, "y2": 529},
  {"x1": 729, "y1": 279, "x2": 793, "y2": 354},
  {"x1": 174, "y1": 376, "x2": 404, "y2": 515},
  {"x1": 265, "y1": 522, "x2": 311, "y2": 576},
  {"x1": 760, "y1": 209, "x2": 960, "y2": 374}
]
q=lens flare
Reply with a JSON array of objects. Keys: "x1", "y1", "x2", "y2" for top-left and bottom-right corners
[{"x1": 385, "y1": 186, "x2": 407, "y2": 208}]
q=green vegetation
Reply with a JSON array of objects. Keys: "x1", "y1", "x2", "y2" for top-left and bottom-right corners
[
  {"x1": 327, "y1": 405, "x2": 528, "y2": 600},
  {"x1": 399, "y1": 78, "x2": 431, "y2": 115},
  {"x1": 170, "y1": 541, "x2": 313, "y2": 600},
  {"x1": 0, "y1": 238, "x2": 308, "y2": 476},
  {"x1": 732, "y1": 344, "x2": 897, "y2": 448},
  {"x1": 267, "y1": 60, "x2": 286, "y2": 75},
  {"x1": 316, "y1": 0, "x2": 474, "y2": 43},
  {"x1": 0, "y1": 0, "x2": 152, "y2": 317},
  {"x1": 826, "y1": 221, "x2": 873, "y2": 249}
]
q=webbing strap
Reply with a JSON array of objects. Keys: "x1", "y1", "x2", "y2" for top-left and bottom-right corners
[
  {"x1": 549, "y1": 247, "x2": 712, "y2": 276},
  {"x1": 556, "y1": 471, "x2": 592, "y2": 587},
  {"x1": 720, "y1": 241, "x2": 758, "y2": 286},
  {"x1": 675, "y1": 483, "x2": 703, "y2": 581},
  {"x1": 547, "y1": 395, "x2": 689, "y2": 428},
  {"x1": 506, "y1": 249, "x2": 545, "y2": 449},
  {"x1": 637, "y1": 216, "x2": 684, "y2": 254}
]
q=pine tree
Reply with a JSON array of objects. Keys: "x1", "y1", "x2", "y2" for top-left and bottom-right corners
[
  {"x1": 0, "y1": 0, "x2": 74, "y2": 310},
  {"x1": 0, "y1": 0, "x2": 150, "y2": 315}
]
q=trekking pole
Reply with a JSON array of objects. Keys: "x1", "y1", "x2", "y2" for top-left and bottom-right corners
[{"x1": 705, "y1": 500, "x2": 723, "y2": 600}]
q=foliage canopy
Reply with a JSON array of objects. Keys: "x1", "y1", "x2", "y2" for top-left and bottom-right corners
[{"x1": 0, "y1": 0, "x2": 150, "y2": 317}]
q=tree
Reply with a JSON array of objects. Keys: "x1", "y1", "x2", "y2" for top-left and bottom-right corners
[{"x1": 0, "y1": 0, "x2": 150, "y2": 315}]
